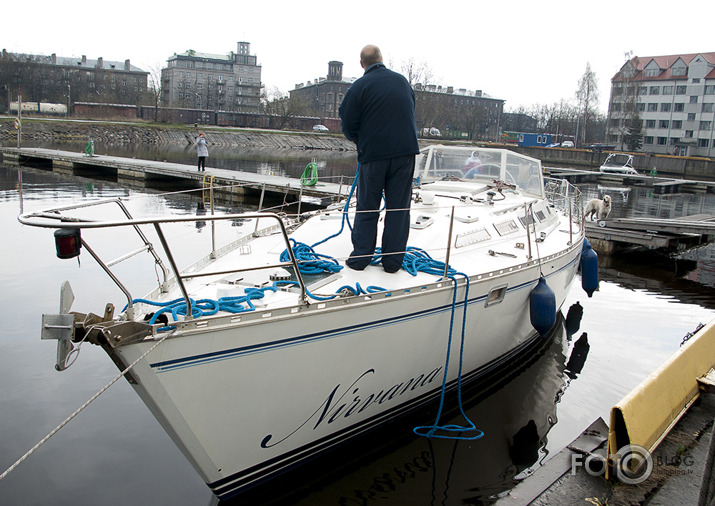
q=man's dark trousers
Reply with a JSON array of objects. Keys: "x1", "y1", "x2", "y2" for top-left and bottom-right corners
[{"x1": 347, "y1": 155, "x2": 415, "y2": 272}]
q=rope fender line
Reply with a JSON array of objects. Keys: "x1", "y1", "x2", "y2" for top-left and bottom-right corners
[{"x1": 413, "y1": 273, "x2": 484, "y2": 441}]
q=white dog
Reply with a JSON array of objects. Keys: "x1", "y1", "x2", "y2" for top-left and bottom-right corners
[{"x1": 584, "y1": 195, "x2": 612, "y2": 221}]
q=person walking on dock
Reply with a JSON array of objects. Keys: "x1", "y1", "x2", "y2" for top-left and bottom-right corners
[
  {"x1": 196, "y1": 133, "x2": 209, "y2": 171},
  {"x1": 338, "y1": 44, "x2": 420, "y2": 273}
]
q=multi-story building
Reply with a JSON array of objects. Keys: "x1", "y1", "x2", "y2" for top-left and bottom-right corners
[
  {"x1": 289, "y1": 61, "x2": 355, "y2": 118},
  {"x1": 606, "y1": 52, "x2": 715, "y2": 157},
  {"x1": 413, "y1": 84, "x2": 504, "y2": 141},
  {"x1": 291, "y1": 61, "x2": 503, "y2": 141},
  {"x1": 0, "y1": 49, "x2": 148, "y2": 111},
  {"x1": 161, "y1": 42, "x2": 262, "y2": 113}
]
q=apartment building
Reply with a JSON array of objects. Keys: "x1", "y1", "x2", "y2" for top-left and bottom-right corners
[
  {"x1": 161, "y1": 42, "x2": 262, "y2": 113},
  {"x1": 606, "y1": 52, "x2": 715, "y2": 157}
]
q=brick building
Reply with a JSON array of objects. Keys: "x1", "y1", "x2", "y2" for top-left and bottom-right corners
[
  {"x1": 0, "y1": 49, "x2": 148, "y2": 112},
  {"x1": 289, "y1": 61, "x2": 355, "y2": 119}
]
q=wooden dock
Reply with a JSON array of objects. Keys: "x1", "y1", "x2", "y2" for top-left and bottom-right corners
[
  {"x1": 586, "y1": 214, "x2": 715, "y2": 254},
  {"x1": 545, "y1": 166, "x2": 715, "y2": 194},
  {"x1": 0, "y1": 147, "x2": 350, "y2": 204}
]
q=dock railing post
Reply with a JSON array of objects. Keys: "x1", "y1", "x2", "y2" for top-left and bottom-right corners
[
  {"x1": 254, "y1": 183, "x2": 266, "y2": 237},
  {"x1": 210, "y1": 179, "x2": 216, "y2": 259},
  {"x1": 443, "y1": 206, "x2": 455, "y2": 280}
]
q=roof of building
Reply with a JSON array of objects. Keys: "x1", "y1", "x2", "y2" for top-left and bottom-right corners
[
  {"x1": 2, "y1": 50, "x2": 146, "y2": 73},
  {"x1": 613, "y1": 52, "x2": 715, "y2": 82},
  {"x1": 172, "y1": 50, "x2": 234, "y2": 62}
]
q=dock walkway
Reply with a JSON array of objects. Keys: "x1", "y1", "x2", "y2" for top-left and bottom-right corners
[
  {"x1": 545, "y1": 166, "x2": 715, "y2": 194},
  {"x1": 585, "y1": 215, "x2": 715, "y2": 253},
  {"x1": 0, "y1": 147, "x2": 351, "y2": 203}
]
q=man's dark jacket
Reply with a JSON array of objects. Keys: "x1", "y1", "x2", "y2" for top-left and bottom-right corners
[{"x1": 339, "y1": 63, "x2": 420, "y2": 163}]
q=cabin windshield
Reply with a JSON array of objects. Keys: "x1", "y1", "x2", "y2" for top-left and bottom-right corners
[
  {"x1": 415, "y1": 145, "x2": 544, "y2": 197},
  {"x1": 603, "y1": 154, "x2": 632, "y2": 167}
]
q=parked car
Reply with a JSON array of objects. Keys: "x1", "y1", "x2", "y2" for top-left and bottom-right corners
[
  {"x1": 421, "y1": 127, "x2": 442, "y2": 138},
  {"x1": 561, "y1": 140, "x2": 574, "y2": 148},
  {"x1": 313, "y1": 124, "x2": 329, "y2": 132}
]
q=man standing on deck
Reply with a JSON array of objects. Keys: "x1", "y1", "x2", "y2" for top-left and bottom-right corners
[{"x1": 339, "y1": 45, "x2": 420, "y2": 273}]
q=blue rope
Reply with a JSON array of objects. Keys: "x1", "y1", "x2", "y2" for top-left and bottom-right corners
[
  {"x1": 311, "y1": 165, "x2": 359, "y2": 249},
  {"x1": 279, "y1": 238, "x2": 344, "y2": 275},
  {"x1": 413, "y1": 273, "x2": 484, "y2": 441}
]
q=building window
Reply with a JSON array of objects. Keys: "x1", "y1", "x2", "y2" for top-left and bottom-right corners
[
  {"x1": 637, "y1": 103, "x2": 646, "y2": 112},
  {"x1": 674, "y1": 103, "x2": 685, "y2": 112},
  {"x1": 662, "y1": 85, "x2": 674, "y2": 95},
  {"x1": 659, "y1": 120, "x2": 669, "y2": 129},
  {"x1": 661, "y1": 103, "x2": 671, "y2": 112},
  {"x1": 692, "y1": 78, "x2": 700, "y2": 83},
  {"x1": 676, "y1": 85, "x2": 687, "y2": 95},
  {"x1": 611, "y1": 103, "x2": 622, "y2": 112},
  {"x1": 645, "y1": 68, "x2": 660, "y2": 77},
  {"x1": 649, "y1": 86, "x2": 660, "y2": 95},
  {"x1": 185, "y1": 83, "x2": 191, "y2": 89},
  {"x1": 197, "y1": 84, "x2": 203, "y2": 89},
  {"x1": 639, "y1": 86, "x2": 648, "y2": 95},
  {"x1": 672, "y1": 66, "x2": 687, "y2": 76},
  {"x1": 644, "y1": 136, "x2": 654, "y2": 144},
  {"x1": 702, "y1": 103, "x2": 714, "y2": 113},
  {"x1": 657, "y1": 137, "x2": 667, "y2": 145},
  {"x1": 673, "y1": 120, "x2": 683, "y2": 129},
  {"x1": 700, "y1": 121, "x2": 712, "y2": 130},
  {"x1": 685, "y1": 130, "x2": 694, "y2": 138},
  {"x1": 688, "y1": 113, "x2": 696, "y2": 121},
  {"x1": 648, "y1": 103, "x2": 658, "y2": 112},
  {"x1": 646, "y1": 119, "x2": 656, "y2": 128},
  {"x1": 705, "y1": 85, "x2": 715, "y2": 95},
  {"x1": 698, "y1": 139, "x2": 710, "y2": 147}
]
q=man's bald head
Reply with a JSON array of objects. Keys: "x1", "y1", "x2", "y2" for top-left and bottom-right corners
[{"x1": 360, "y1": 45, "x2": 383, "y2": 68}]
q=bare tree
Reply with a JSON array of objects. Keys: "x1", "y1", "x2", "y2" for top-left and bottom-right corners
[
  {"x1": 261, "y1": 87, "x2": 309, "y2": 129},
  {"x1": 400, "y1": 57, "x2": 436, "y2": 87},
  {"x1": 576, "y1": 62, "x2": 599, "y2": 145}
]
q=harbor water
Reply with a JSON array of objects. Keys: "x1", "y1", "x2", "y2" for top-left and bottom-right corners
[{"x1": 0, "y1": 147, "x2": 714, "y2": 505}]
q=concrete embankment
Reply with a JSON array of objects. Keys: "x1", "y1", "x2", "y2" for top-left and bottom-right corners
[{"x1": 0, "y1": 117, "x2": 356, "y2": 152}]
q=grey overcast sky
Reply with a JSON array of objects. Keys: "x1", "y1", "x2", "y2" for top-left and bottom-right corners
[{"x1": 4, "y1": 0, "x2": 713, "y2": 114}]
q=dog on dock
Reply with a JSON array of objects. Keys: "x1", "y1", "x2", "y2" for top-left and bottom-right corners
[{"x1": 584, "y1": 195, "x2": 612, "y2": 221}]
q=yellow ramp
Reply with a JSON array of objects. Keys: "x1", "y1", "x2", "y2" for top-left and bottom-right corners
[{"x1": 608, "y1": 318, "x2": 715, "y2": 466}]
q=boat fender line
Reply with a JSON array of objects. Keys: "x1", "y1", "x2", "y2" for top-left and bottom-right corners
[
  {"x1": 530, "y1": 275, "x2": 556, "y2": 337},
  {"x1": 580, "y1": 238, "x2": 599, "y2": 297},
  {"x1": 0, "y1": 329, "x2": 172, "y2": 483},
  {"x1": 300, "y1": 161, "x2": 319, "y2": 186},
  {"x1": 413, "y1": 273, "x2": 484, "y2": 441}
]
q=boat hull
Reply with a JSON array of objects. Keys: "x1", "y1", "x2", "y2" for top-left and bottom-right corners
[{"x1": 111, "y1": 245, "x2": 581, "y2": 499}]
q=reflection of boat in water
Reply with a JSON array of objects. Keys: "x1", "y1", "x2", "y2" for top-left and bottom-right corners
[
  {"x1": 597, "y1": 184, "x2": 631, "y2": 204},
  {"x1": 238, "y1": 311, "x2": 583, "y2": 505},
  {"x1": 599, "y1": 153, "x2": 638, "y2": 175},
  {"x1": 19, "y1": 145, "x2": 587, "y2": 500}
]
